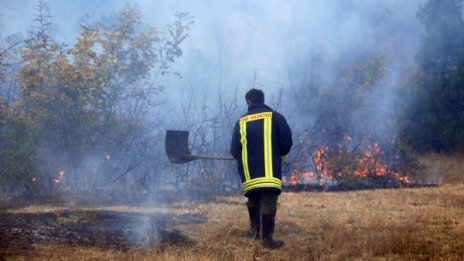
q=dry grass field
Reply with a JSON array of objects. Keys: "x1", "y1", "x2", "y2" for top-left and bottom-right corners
[{"x1": 1, "y1": 154, "x2": 464, "y2": 261}]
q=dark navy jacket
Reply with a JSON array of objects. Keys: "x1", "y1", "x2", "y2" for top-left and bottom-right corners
[{"x1": 230, "y1": 103, "x2": 292, "y2": 196}]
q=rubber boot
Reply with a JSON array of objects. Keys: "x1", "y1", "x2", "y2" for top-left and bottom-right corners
[
  {"x1": 262, "y1": 213, "x2": 284, "y2": 249},
  {"x1": 246, "y1": 202, "x2": 260, "y2": 239}
]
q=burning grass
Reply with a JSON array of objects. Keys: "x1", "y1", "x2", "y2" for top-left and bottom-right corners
[{"x1": 1, "y1": 184, "x2": 464, "y2": 260}]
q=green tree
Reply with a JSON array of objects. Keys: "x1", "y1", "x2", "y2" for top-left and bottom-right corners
[
  {"x1": 3, "y1": 0, "x2": 193, "y2": 196},
  {"x1": 0, "y1": 0, "x2": 57, "y2": 197},
  {"x1": 401, "y1": 0, "x2": 464, "y2": 153}
]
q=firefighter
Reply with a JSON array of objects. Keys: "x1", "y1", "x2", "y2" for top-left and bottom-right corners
[{"x1": 230, "y1": 88, "x2": 293, "y2": 249}]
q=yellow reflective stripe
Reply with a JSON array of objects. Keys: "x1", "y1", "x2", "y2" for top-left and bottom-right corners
[
  {"x1": 263, "y1": 116, "x2": 273, "y2": 178},
  {"x1": 240, "y1": 121, "x2": 251, "y2": 181},
  {"x1": 243, "y1": 177, "x2": 282, "y2": 191},
  {"x1": 243, "y1": 177, "x2": 282, "y2": 188},
  {"x1": 244, "y1": 183, "x2": 281, "y2": 192},
  {"x1": 240, "y1": 112, "x2": 272, "y2": 123}
]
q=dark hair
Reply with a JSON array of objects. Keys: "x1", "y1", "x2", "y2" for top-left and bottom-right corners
[{"x1": 245, "y1": 89, "x2": 265, "y2": 104}]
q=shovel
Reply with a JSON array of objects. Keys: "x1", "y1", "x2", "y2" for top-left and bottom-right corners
[{"x1": 165, "y1": 130, "x2": 235, "y2": 164}]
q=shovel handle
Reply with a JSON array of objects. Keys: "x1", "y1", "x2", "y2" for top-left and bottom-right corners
[{"x1": 186, "y1": 155, "x2": 235, "y2": 161}]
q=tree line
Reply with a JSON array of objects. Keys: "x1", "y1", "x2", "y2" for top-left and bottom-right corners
[{"x1": 400, "y1": 0, "x2": 464, "y2": 153}]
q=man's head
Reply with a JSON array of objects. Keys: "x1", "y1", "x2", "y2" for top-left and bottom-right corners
[{"x1": 245, "y1": 88, "x2": 265, "y2": 107}]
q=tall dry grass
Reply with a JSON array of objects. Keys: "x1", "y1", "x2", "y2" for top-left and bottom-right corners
[
  {"x1": 2, "y1": 154, "x2": 464, "y2": 260},
  {"x1": 420, "y1": 153, "x2": 464, "y2": 185}
]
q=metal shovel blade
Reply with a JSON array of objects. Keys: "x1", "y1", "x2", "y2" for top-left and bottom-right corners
[
  {"x1": 165, "y1": 130, "x2": 195, "y2": 163},
  {"x1": 165, "y1": 130, "x2": 234, "y2": 164}
]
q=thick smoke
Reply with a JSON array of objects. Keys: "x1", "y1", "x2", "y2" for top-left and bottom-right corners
[
  {"x1": 166, "y1": 0, "x2": 428, "y2": 179},
  {"x1": 1, "y1": 0, "x2": 426, "y2": 108}
]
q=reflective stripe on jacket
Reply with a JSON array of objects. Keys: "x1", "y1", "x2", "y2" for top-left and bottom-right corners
[{"x1": 230, "y1": 104, "x2": 293, "y2": 196}]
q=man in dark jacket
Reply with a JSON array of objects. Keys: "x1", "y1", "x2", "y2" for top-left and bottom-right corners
[{"x1": 230, "y1": 88, "x2": 293, "y2": 249}]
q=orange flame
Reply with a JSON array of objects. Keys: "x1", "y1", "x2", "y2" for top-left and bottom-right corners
[
  {"x1": 285, "y1": 141, "x2": 411, "y2": 186},
  {"x1": 283, "y1": 171, "x2": 317, "y2": 185}
]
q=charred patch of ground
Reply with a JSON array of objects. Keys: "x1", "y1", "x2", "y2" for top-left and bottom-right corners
[{"x1": 0, "y1": 209, "x2": 205, "y2": 258}]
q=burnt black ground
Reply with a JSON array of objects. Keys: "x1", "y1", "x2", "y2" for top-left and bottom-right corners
[{"x1": 0, "y1": 209, "x2": 205, "y2": 254}]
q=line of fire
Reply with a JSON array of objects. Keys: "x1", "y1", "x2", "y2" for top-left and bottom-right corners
[
  {"x1": 35, "y1": 131, "x2": 434, "y2": 195},
  {"x1": 282, "y1": 138, "x2": 415, "y2": 191}
]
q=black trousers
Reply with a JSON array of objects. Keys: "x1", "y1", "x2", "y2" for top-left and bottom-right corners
[{"x1": 246, "y1": 190, "x2": 279, "y2": 215}]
